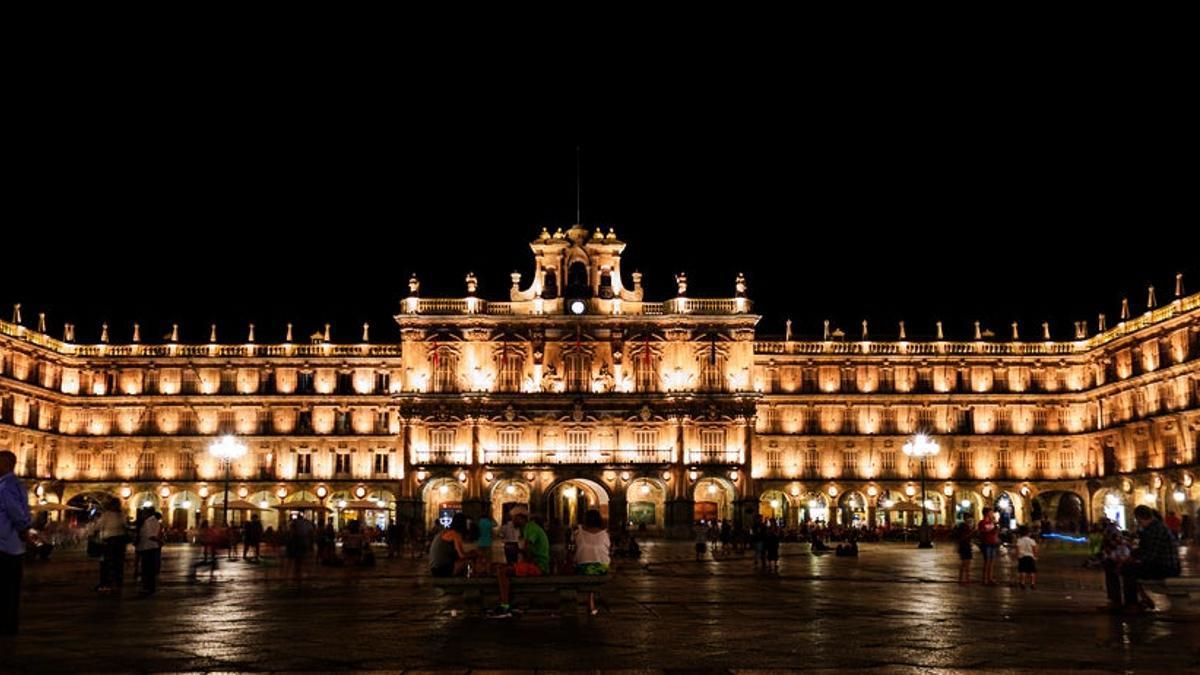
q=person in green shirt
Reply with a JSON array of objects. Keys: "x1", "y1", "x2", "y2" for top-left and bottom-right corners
[{"x1": 489, "y1": 506, "x2": 549, "y2": 617}]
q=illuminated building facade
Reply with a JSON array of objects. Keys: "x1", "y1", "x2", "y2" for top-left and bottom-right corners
[{"x1": 1, "y1": 226, "x2": 1197, "y2": 533}]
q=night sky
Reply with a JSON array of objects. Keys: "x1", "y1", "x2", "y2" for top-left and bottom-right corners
[{"x1": 5, "y1": 58, "x2": 1195, "y2": 345}]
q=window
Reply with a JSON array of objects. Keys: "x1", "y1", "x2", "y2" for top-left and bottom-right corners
[
  {"x1": 139, "y1": 452, "x2": 156, "y2": 477},
  {"x1": 700, "y1": 428, "x2": 726, "y2": 459},
  {"x1": 179, "y1": 451, "x2": 194, "y2": 476},
  {"x1": 295, "y1": 452, "x2": 312, "y2": 476},
  {"x1": 957, "y1": 450, "x2": 974, "y2": 471},
  {"x1": 374, "y1": 452, "x2": 389, "y2": 475},
  {"x1": 805, "y1": 448, "x2": 821, "y2": 475},
  {"x1": 100, "y1": 452, "x2": 117, "y2": 474},
  {"x1": 1035, "y1": 449, "x2": 1050, "y2": 471},
  {"x1": 431, "y1": 429, "x2": 455, "y2": 455},
  {"x1": 335, "y1": 452, "x2": 352, "y2": 475},
  {"x1": 566, "y1": 429, "x2": 590, "y2": 453},
  {"x1": 634, "y1": 429, "x2": 658, "y2": 452},
  {"x1": 842, "y1": 450, "x2": 858, "y2": 476},
  {"x1": 432, "y1": 351, "x2": 458, "y2": 393},
  {"x1": 634, "y1": 349, "x2": 657, "y2": 392},
  {"x1": 498, "y1": 352, "x2": 524, "y2": 392},
  {"x1": 564, "y1": 352, "x2": 591, "y2": 393},
  {"x1": 498, "y1": 429, "x2": 521, "y2": 453},
  {"x1": 1059, "y1": 450, "x2": 1075, "y2": 471},
  {"x1": 997, "y1": 449, "x2": 1012, "y2": 472},
  {"x1": 699, "y1": 351, "x2": 726, "y2": 392},
  {"x1": 880, "y1": 451, "x2": 897, "y2": 473},
  {"x1": 75, "y1": 451, "x2": 92, "y2": 473}
]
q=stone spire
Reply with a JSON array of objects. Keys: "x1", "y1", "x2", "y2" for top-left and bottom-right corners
[
  {"x1": 100, "y1": 323, "x2": 110, "y2": 343},
  {"x1": 286, "y1": 323, "x2": 294, "y2": 342},
  {"x1": 11, "y1": 304, "x2": 20, "y2": 324},
  {"x1": 1011, "y1": 321, "x2": 1019, "y2": 341},
  {"x1": 1042, "y1": 322, "x2": 1050, "y2": 340},
  {"x1": 210, "y1": 324, "x2": 218, "y2": 343},
  {"x1": 823, "y1": 320, "x2": 830, "y2": 341},
  {"x1": 675, "y1": 272, "x2": 688, "y2": 297},
  {"x1": 1098, "y1": 313, "x2": 1107, "y2": 332},
  {"x1": 862, "y1": 320, "x2": 869, "y2": 341},
  {"x1": 323, "y1": 323, "x2": 331, "y2": 342},
  {"x1": 132, "y1": 323, "x2": 141, "y2": 342},
  {"x1": 248, "y1": 323, "x2": 255, "y2": 343},
  {"x1": 735, "y1": 273, "x2": 747, "y2": 297},
  {"x1": 785, "y1": 319, "x2": 792, "y2": 342},
  {"x1": 63, "y1": 323, "x2": 75, "y2": 342},
  {"x1": 170, "y1": 324, "x2": 179, "y2": 342},
  {"x1": 1147, "y1": 285, "x2": 1157, "y2": 310},
  {"x1": 362, "y1": 322, "x2": 370, "y2": 342},
  {"x1": 936, "y1": 321, "x2": 944, "y2": 341},
  {"x1": 1176, "y1": 273, "x2": 1184, "y2": 298},
  {"x1": 974, "y1": 321, "x2": 982, "y2": 340},
  {"x1": 465, "y1": 272, "x2": 478, "y2": 295},
  {"x1": 899, "y1": 321, "x2": 907, "y2": 340},
  {"x1": 37, "y1": 312, "x2": 46, "y2": 333},
  {"x1": 408, "y1": 273, "x2": 420, "y2": 296},
  {"x1": 1120, "y1": 298, "x2": 1130, "y2": 321}
]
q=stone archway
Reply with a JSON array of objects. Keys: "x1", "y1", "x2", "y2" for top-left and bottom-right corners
[
  {"x1": 693, "y1": 477, "x2": 736, "y2": 523},
  {"x1": 1034, "y1": 490, "x2": 1087, "y2": 533},
  {"x1": 490, "y1": 478, "x2": 531, "y2": 525},
  {"x1": 546, "y1": 477, "x2": 610, "y2": 527},
  {"x1": 423, "y1": 478, "x2": 465, "y2": 529},
  {"x1": 626, "y1": 477, "x2": 666, "y2": 531}
]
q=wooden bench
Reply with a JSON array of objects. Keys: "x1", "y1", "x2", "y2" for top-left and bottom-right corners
[{"x1": 432, "y1": 575, "x2": 609, "y2": 617}]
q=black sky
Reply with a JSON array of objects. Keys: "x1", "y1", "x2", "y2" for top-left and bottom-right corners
[{"x1": 4, "y1": 46, "x2": 1195, "y2": 344}]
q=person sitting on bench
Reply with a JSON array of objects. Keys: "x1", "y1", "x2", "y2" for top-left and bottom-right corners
[
  {"x1": 489, "y1": 506, "x2": 549, "y2": 617},
  {"x1": 1104, "y1": 505, "x2": 1181, "y2": 613},
  {"x1": 430, "y1": 514, "x2": 485, "y2": 578}
]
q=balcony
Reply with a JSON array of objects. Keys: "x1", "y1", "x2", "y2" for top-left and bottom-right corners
[{"x1": 480, "y1": 448, "x2": 673, "y2": 465}]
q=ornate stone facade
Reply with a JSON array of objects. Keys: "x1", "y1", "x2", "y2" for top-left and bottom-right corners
[{"x1": 1, "y1": 226, "x2": 1197, "y2": 533}]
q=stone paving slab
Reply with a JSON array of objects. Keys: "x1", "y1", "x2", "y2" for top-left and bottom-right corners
[{"x1": 2, "y1": 541, "x2": 1198, "y2": 672}]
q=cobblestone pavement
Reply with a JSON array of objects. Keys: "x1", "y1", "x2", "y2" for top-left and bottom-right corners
[{"x1": 3, "y1": 540, "x2": 1198, "y2": 672}]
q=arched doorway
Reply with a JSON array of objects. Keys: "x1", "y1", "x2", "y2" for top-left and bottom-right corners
[
  {"x1": 759, "y1": 489, "x2": 790, "y2": 524},
  {"x1": 548, "y1": 478, "x2": 609, "y2": 527},
  {"x1": 837, "y1": 490, "x2": 868, "y2": 527},
  {"x1": 1034, "y1": 490, "x2": 1086, "y2": 533},
  {"x1": 950, "y1": 489, "x2": 984, "y2": 523},
  {"x1": 626, "y1": 478, "x2": 666, "y2": 531},
  {"x1": 798, "y1": 493, "x2": 829, "y2": 524},
  {"x1": 693, "y1": 477, "x2": 735, "y2": 523},
  {"x1": 1094, "y1": 488, "x2": 1128, "y2": 530},
  {"x1": 490, "y1": 478, "x2": 531, "y2": 525},
  {"x1": 65, "y1": 490, "x2": 116, "y2": 524},
  {"x1": 423, "y1": 478, "x2": 464, "y2": 529},
  {"x1": 167, "y1": 490, "x2": 202, "y2": 531},
  {"x1": 993, "y1": 492, "x2": 1017, "y2": 529}
]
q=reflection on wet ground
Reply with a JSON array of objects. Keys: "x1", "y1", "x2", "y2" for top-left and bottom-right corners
[{"x1": 6, "y1": 540, "x2": 1199, "y2": 671}]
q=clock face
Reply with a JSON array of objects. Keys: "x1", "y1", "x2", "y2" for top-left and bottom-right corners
[{"x1": 570, "y1": 300, "x2": 586, "y2": 315}]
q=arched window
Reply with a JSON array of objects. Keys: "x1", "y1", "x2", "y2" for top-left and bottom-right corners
[
  {"x1": 542, "y1": 268, "x2": 558, "y2": 299},
  {"x1": 566, "y1": 261, "x2": 590, "y2": 298}
]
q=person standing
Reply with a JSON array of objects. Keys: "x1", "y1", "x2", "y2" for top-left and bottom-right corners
[
  {"x1": 242, "y1": 514, "x2": 263, "y2": 561},
  {"x1": 574, "y1": 509, "x2": 610, "y2": 616},
  {"x1": 96, "y1": 499, "x2": 129, "y2": 593},
  {"x1": 136, "y1": 508, "x2": 163, "y2": 595},
  {"x1": 476, "y1": 513, "x2": 495, "y2": 562},
  {"x1": 1015, "y1": 525, "x2": 1038, "y2": 590},
  {"x1": 952, "y1": 516, "x2": 976, "y2": 584},
  {"x1": 978, "y1": 507, "x2": 1000, "y2": 586},
  {"x1": 0, "y1": 450, "x2": 33, "y2": 635}
]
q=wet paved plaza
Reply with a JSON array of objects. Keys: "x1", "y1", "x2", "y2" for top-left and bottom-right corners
[{"x1": 4, "y1": 540, "x2": 1199, "y2": 672}]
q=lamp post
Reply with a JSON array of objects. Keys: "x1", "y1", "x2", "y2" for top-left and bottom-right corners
[
  {"x1": 903, "y1": 433, "x2": 940, "y2": 549},
  {"x1": 209, "y1": 435, "x2": 247, "y2": 526}
]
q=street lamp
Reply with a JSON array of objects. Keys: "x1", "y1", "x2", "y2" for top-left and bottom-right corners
[
  {"x1": 209, "y1": 435, "x2": 247, "y2": 526},
  {"x1": 902, "y1": 433, "x2": 940, "y2": 549}
]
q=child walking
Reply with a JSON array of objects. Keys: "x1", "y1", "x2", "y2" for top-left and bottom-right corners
[{"x1": 1015, "y1": 525, "x2": 1038, "y2": 589}]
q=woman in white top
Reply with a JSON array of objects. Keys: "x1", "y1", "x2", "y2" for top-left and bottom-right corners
[{"x1": 574, "y1": 509, "x2": 610, "y2": 616}]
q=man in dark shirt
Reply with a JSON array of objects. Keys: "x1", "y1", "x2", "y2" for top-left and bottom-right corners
[{"x1": 1113, "y1": 505, "x2": 1180, "y2": 612}]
